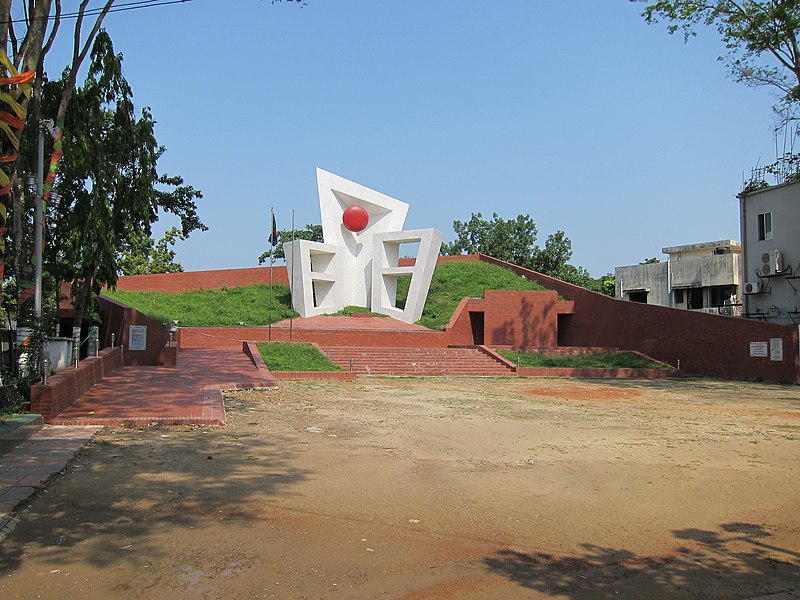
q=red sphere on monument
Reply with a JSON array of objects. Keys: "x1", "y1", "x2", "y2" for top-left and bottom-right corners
[{"x1": 342, "y1": 205, "x2": 369, "y2": 232}]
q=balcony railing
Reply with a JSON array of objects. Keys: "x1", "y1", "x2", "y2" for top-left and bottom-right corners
[{"x1": 692, "y1": 304, "x2": 743, "y2": 317}]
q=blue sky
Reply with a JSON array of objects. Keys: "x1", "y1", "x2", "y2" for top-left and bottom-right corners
[{"x1": 48, "y1": 0, "x2": 781, "y2": 276}]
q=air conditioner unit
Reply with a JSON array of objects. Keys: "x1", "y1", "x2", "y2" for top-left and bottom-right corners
[
  {"x1": 743, "y1": 281, "x2": 763, "y2": 294},
  {"x1": 760, "y1": 249, "x2": 783, "y2": 276}
]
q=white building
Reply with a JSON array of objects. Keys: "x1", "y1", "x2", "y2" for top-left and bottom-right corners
[
  {"x1": 738, "y1": 180, "x2": 800, "y2": 324},
  {"x1": 615, "y1": 240, "x2": 741, "y2": 315}
]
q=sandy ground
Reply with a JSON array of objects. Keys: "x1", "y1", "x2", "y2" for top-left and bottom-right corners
[{"x1": 0, "y1": 377, "x2": 799, "y2": 599}]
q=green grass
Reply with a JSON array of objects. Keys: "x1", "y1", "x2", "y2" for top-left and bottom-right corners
[
  {"x1": 405, "y1": 261, "x2": 548, "y2": 329},
  {"x1": 105, "y1": 261, "x2": 548, "y2": 329},
  {"x1": 104, "y1": 284, "x2": 298, "y2": 327},
  {"x1": 324, "y1": 305, "x2": 389, "y2": 317},
  {"x1": 257, "y1": 342, "x2": 342, "y2": 371},
  {"x1": 497, "y1": 350, "x2": 671, "y2": 369}
]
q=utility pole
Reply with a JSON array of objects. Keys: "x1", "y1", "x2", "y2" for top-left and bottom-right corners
[{"x1": 34, "y1": 119, "x2": 55, "y2": 379}]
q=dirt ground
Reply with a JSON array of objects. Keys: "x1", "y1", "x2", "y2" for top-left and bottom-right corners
[{"x1": 1, "y1": 377, "x2": 799, "y2": 599}]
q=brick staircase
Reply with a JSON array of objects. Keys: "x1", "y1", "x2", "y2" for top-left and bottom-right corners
[{"x1": 320, "y1": 346, "x2": 515, "y2": 376}]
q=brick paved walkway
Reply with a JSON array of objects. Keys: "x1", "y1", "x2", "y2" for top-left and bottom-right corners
[{"x1": 50, "y1": 348, "x2": 276, "y2": 426}]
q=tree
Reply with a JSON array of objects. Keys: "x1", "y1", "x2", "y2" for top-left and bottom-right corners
[
  {"x1": 442, "y1": 212, "x2": 615, "y2": 295},
  {"x1": 0, "y1": 1, "x2": 115, "y2": 290},
  {"x1": 636, "y1": 1, "x2": 800, "y2": 120},
  {"x1": 530, "y1": 230, "x2": 573, "y2": 275},
  {"x1": 258, "y1": 223, "x2": 323, "y2": 263},
  {"x1": 117, "y1": 227, "x2": 185, "y2": 276},
  {"x1": 441, "y1": 212, "x2": 538, "y2": 269},
  {"x1": 44, "y1": 31, "x2": 204, "y2": 341},
  {"x1": 640, "y1": 257, "x2": 661, "y2": 264}
]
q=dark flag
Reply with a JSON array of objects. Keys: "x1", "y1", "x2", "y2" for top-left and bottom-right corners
[{"x1": 268, "y1": 214, "x2": 278, "y2": 247}]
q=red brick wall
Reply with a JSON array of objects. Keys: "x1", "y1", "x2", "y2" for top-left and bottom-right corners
[
  {"x1": 115, "y1": 256, "x2": 473, "y2": 293},
  {"x1": 115, "y1": 266, "x2": 288, "y2": 292},
  {"x1": 483, "y1": 290, "x2": 562, "y2": 347},
  {"x1": 98, "y1": 296, "x2": 172, "y2": 366},
  {"x1": 180, "y1": 288, "x2": 568, "y2": 350},
  {"x1": 109, "y1": 254, "x2": 799, "y2": 383},
  {"x1": 443, "y1": 291, "x2": 568, "y2": 348},
  {"x1": 479, "y1": 255, "x2": 799, "y2": 384},
  {"x1": 179, "y1": 326, "x2": 451, "y2": 349},
  {"x1": 31, "y1": 347, "x2": 122, "y2": 422}
]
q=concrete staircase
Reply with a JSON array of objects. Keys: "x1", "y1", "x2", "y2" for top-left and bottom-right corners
[{"x1": 320, "y1": 346, "x2": 515, "y2": 376}]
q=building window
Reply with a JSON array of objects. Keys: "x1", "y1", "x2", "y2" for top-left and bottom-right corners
[
  {"x1": 674, "y1": 289, "x2": 684, "y2": 304},
  {"x1": 687, "y1": 288, "x2": 703, "y2": 310},
  {"x1": 627, "y1": 291, "x2": 648, "y2": 303},
  {"x1": 757, "y1": 212, "x2": 773, "y2": 241}
]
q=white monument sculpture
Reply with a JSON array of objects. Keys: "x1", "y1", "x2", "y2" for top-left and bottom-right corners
[{"x1": 284, "y1": 168, "x2": 443, "y2": 324}]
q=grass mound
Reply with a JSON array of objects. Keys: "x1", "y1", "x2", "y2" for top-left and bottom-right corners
[
  {"x1": 104, "y1": 284, "x2": 297, "y2": 327},
  {"x1": 257, "y1": 342, "x2": 341, "y2": 371},
  {"x1": 104, "y1": 260, "x2": 548, "y2": 329}
]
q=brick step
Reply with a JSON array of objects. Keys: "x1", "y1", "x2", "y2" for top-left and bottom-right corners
[{"x1": 320, "y1": 345, "x2": 514, "y2": 376}]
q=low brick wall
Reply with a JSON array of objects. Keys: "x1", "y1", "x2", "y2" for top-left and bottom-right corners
[
  {"x1": 243, "y1": 341, "x2": 278, "y2": 383},
  {"x1": 272, "y1": 371, "x2": 357, "y2": 381},
  {"x1": 494, "y1": 346, "x2": 621, "y2": 356},
  {"x1": 30, "y1": 347, "x2": 122, "y2": 422},
  {"x1": 515, "y1": 367, "x2": 676, "y2": 378},
  {"x1": 181, "y1": 326, "x2": 449, "y2": 350},
  {"x1": 479, "y1": 255, "x2": 800, "y2": 383},
  {"x1": 160, "y1": 342, "x2": 178, "y2": 367}
]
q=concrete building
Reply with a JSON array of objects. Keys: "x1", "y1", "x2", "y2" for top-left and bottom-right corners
[
  {"x1": 615, "y1": 240, "x2": 741, "y2": 315},
  {"x1": 738, "y1": 180, "x2": 800, "y2": 324}
]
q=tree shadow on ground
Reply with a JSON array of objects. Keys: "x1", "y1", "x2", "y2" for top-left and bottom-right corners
[
  {"x1": 0, "y1": 394, "x2": 310, "y2": 574},
  {"x1": 483, "y1": 523, "x2": 799, "y2": 599}
]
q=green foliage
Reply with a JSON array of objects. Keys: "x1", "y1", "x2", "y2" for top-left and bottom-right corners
[
  {"x1": 257, "y1": 342, "x2": 342, "y2": 371},
  {"x1": 637, "y1": 1, "x2": 800, "y2": 120},
  {"x1": 41, "y1": 31, "x2": 204, "y2": 331},
  {"x1": 414, "y1": 261, "x2": 547, "y2": 330},
  {"x1": 441, "y1": 212, "x2": 612, "y2": 294},
  {"x1": 258, "y1": 224, "x2": 323, "y2": 263},
  {"x1": 117, "y1": 227, "x2": 185, "y2": 275},
  {"x1": 743, "y1": 151, "x2": 800, "y2": 190},
  {"x1": 597, "y1": 273, "x2": 616, "y2": 296},
  {"x1": 324, "y1": 305, "x2": 389, "y2": 317},
  {"x1": 640, "y1": 257, "x2": 661, "y2": 264},
  {"x1": 104, "y1": 284, "x2": 297, "y2": 327},
  {"x1": 441, "y1": 212, "x2": 538, "y2": 268},
  {"x1": 497, "y1": 349, "x2": 671, "y2": 369},
  {"x1": 530, "y1": 230, "x2": 573, "y2": 274}
]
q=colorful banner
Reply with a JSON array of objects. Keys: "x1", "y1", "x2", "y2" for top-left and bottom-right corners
[
  {"x1": 0, "y1": 49, "x2": 34, "y2": 277},
  {"x1": 42, "y1": 128, "x2": 63, "y2": 204}
]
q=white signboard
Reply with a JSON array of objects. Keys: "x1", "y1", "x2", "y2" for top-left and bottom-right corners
[
  {"x1": 129, "y1": 325, "x2": 147, "y2": 351},
  {"x1": 749, "y1": 341, "x2": 768, "y2": 358},
  {"x1": 770, "y1": 338, "x2": 783, "y2": 362}
]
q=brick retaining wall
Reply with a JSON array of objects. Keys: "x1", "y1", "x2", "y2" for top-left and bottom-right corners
[
  {"x1": 479, "y1": 255, "x2": 799, "y2": 383},
  {"x1": 30, "y1": 347, "x2": 122, "y2": 422}
]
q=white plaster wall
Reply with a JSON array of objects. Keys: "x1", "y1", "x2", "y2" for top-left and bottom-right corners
[
  {"x1": 615, "y1": 262, "x2": 669, "y2": 306},
  {"x1": 741, "y1": 181, "x2": 800, "y2": 322}
]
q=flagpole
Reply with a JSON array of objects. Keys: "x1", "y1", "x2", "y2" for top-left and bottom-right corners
[
  {"x1": 268, "y1": 207, "x2": 274, "y2": 342},
  {"x1": 289, "y1": 209, "x2": 295, "y2": 342}
]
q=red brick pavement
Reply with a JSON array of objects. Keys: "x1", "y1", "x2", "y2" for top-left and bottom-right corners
[{"x1": 50, "y1": 349, "x2": 277, "y2": 427}]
